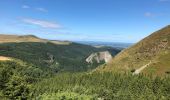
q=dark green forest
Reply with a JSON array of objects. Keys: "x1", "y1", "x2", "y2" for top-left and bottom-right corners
[
  {"x1": 1, "y1": 61, "x2": 170, "y2": 100},
  {"x1": 34, "y1": 73, "x2": 170, "y2": 100},
  {"x1": 0, "y1": 42, "x2": 120, "y2": 72}
]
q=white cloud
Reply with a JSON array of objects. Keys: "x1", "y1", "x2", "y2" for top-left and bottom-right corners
[
  {"x1": 22, "y1": 18, "x2": 62, "y2": 29},
  {"x1": 22, "y1": 5, "x2": 48, "y2": 12},
  {"x1": 22, "y1": 5, "x2": 30, "y2": 9},
  {"x1": 36, "y1": 7, "x2": 48, "y2": 12},
  {"x1": 144, "y1": 12, "x2": 168, "y2": 17},
  {"x1": 159, "y1": 0, "x2": 170, "y2": 2},
  {"x1": 144, "y1": 12, "x2": 154, "y2": 17}
]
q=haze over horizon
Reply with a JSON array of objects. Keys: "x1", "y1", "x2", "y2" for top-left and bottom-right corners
[{"x1": 0, "y1": 0, "x2": 170, "y2": 43}]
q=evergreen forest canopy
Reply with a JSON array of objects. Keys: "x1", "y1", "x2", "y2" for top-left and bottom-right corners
[{"x1": 0, "y1": 61, "x2": 170, "y2": 100}]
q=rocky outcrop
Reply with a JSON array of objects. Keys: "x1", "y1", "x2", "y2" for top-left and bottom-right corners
[
  {"x1": 44, "y1": 53, "x2": 55, "y2": 64},
  {"x1": 86, "y1": 51, "x2": 112, "y2": 64}
]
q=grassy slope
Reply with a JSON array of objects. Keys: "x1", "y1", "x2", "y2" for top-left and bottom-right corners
[
  {"x1": 143, "y1": 51, "x2": 170, "y2": 76},
  {"x1": 0, "y1": 34, "x2": 70, "y2": 45},
  {"x1": 97, "y1": 25, "x2": 170, "y2": 76}
]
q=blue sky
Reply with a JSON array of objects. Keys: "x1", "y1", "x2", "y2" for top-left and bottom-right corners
[{"x1": 0, "y1": 0, "x2": 170, "y2": 43}]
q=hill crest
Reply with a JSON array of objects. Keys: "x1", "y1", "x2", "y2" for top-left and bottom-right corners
[{"x1": 0, "y1": 34, "x2": 70, "y2": 45}]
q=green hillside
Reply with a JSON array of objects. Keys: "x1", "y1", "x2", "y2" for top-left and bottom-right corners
[
  {"x1": 0, "y1": 42, "x2": 120, "y2": 72},
  {"x1": 97, "y1": 25, "x2": 170, "y2": 76},
  {"x1": 0, "y1": 35, "x2": 120, "y2": 73},
  {"x1": 0, "y1": 35, "x2": 121, "y2": 99}
]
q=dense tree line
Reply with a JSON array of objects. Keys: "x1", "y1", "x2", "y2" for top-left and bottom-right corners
[
  {"x1": 33, "y1": 72, "x2": 170, "y2": 100},
  {"x1": 1, "y1": 61, "x2": 170, "y2": 99}
]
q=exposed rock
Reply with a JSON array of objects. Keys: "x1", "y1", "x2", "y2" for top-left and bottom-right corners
[
  {"x1": 44, "y1": 53, "x2": 55, "y2": 64},
  {"x1": 86, "y1": 51, "x2": 112, "y2": 64}
]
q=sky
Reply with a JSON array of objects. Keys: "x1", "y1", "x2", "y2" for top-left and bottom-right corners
[{"x1": 0, "y1": 0, "x2": 170, "y2": 43}]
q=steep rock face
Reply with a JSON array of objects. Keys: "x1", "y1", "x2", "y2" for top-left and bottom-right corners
[{"x1": 86, "y1": 51, "x2": 112, "y2": 64}]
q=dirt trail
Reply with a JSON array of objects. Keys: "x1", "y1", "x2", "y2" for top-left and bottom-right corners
[
  {"x1": 133, "y1": 61, "x2": 152, "y2": 75},
  {"x1": 0, "y1": 56, "x2": 11, "y2": 61}
]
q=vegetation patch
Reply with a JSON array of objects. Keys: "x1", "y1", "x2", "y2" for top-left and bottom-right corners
[{"x1": 36, "y1": 92, "x2": 97, "y2": 100}]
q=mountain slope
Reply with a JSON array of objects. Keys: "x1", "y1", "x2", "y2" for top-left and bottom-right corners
[
  {"x1": 98, "y1": 25, "x2": 170, "y2": 76},
  {"x1": 0, "y1": 34, "x2": 121, "y2": 72},
  {"x1": 0, "y1": 34, "x2": 70, "y2": 45}
]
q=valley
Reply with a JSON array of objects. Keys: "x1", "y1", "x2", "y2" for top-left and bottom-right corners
[
  {"x1": 0, "y1": 26, "x2": 170, "y2": 99},
  {"x1": 1, "y1": 0, "x2": 170, "y2": 99},
  {"x1": 0, "y1": 34, "x2": 121, "y2": 73}
]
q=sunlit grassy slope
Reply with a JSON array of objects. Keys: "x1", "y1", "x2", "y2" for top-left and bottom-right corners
[
  {"x1": 0, "y1": 34, "x2": 70, "y2": 45},
  {"x1": 97, "y1": 25, "x2": 170, "y2": 76}
]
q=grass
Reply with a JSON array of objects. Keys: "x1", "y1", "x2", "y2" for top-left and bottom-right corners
[
  {"x1": 143, "y1": 51, "x2": 170, "y2": 76},
  {"x1": 97, "y1": 25, "x2": 170, "y2": 76}
]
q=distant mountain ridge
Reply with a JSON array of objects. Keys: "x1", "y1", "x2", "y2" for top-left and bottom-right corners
[
  {"x1": 76, "y1": 41, "x2": 133, "y2": 49},
  {"x1": 97, "y1": 25, "x2": 170, "y2": 76},
  {"x1": 0, "y1": 34, "x2": 70, "y2": 45}
]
